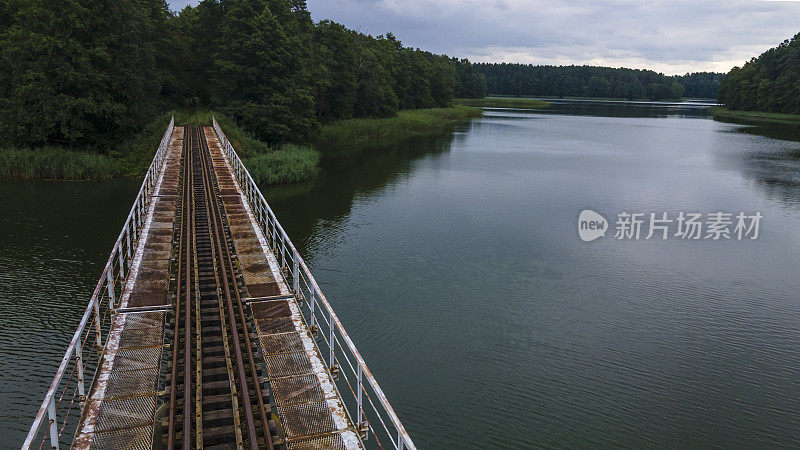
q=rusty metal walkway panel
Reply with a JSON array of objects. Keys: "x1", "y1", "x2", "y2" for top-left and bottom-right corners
[
  {"x1": 23, "y1": 118, "x2": 177, "y2": 450},
  {"x1": 71, "y1": 125, "x2": 184, "y2": 448},
  {"x1": 211, "y1": 119, "x2": 415, "y2": 450},
  {"x1": 24, "y1": 116, "x2": 415, "y2": 450},
  {"x1": 205, "y1": 128, "x2": 363, "y2": 449}
]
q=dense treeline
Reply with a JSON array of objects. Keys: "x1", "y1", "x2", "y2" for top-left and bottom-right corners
[
  {"x1": 477, "y1": 64, "x2": 684, "y2": 99},
  {"x1": 676, "y1": 72, "x2": 725, "y2": 99},
  {"x1": 0, "y1": 0, "x2": 180, "y2": 148},
  {"x1": 475, "y1": 64, "x2": 722, "y2": 100},
  {"x1": 718, "y1": 33, "x2": 800, "y2": 114},
  {"x1": 0, "y1": 0, "x2": 483, "y2": 150}
]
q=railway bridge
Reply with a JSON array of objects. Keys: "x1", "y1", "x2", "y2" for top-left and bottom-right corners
[{"x1": 22, "y1": 118, "x2": 415, "y2": 450}]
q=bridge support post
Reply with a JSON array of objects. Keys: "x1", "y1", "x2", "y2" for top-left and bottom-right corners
[
  {"x1": 138, "y1": 195, "x2": 144, "y2": 227},
  {"x1": 292, "y1": 250, "x2": 299, "y2": 294},
  {"x1": 118, "y1": 243, "x2": 125, "y2": 280},
  {"x1": 148, "y1": 166, "x2": 155, "y2": 193},
  {"x1": 93, "y1": 298, "x2": 102, "y2": 347},
  {"x1": 140, "y1": 196, "x2": 145, "y2": 226},
  {"x1": 357, "y1": 364, "x2": 363, "y2": 426},
  {"x1": 132, "y1": 199, "x2": 138, "y2": 243},
  {"x1": 106, "y1": 269, "x2": 116, "y2": 310},
  {"x1": 309, "y1": 289, "x2": 315, "y2": 329},
  {"x1": 47, "y1": 396, "x2": 59, "y2": 450},
  {"x1": 262, "y1": 205, "x2": 267, "y2": 228},
  {"x1": 125, "y1": 225, "x2": 132, "y2": 262},
  {"x1": 329, "y1": 312, "x2": 335, "y2": 367},
  {"x1": 75, "y1": 339, "x2": 85, "y2": 402},
  {"x1": 271, "y1": 222, "x2": 277, "y2": 252}
]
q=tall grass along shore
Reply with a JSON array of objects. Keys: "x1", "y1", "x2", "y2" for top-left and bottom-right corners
[
  {"x1": 708, "y1": 106, "x2": 800, "y2": 125},
  {"x1": 453, "y1": 98, "x2": 549, "y2": 109},
  {"x1": 152, "y1": 111, "x2": 320, "y2": 186},
  {"x1": 0, "y1": 147, "x2": 114, "y2": 180},
  {"x1": 1, "y1": 106, "x2": 478, "y2": 184},
  {"x1": 1, "y1": 110, "x2": 320, "y2": 186},
  {"x1": 319, "y1": 106, "x2": 483, "y2": 148},
  {"x1": 207, "y1": 113, "x2": 319, "y2": 186},
  {"x1": 245, "y1": 145, "x2": 319, "y2": 186}
]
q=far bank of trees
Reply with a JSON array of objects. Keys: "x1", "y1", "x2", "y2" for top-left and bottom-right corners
[
  {"x1": 474, "y1": 64, "x2": 722, "y2": 100},
  {"x1": 718, "y1": 33, "x2": 800, "y2": 114},
  {"x1": 0, "y1": 0, "x2": 485, "y2": 150},
  {"x1": 1, "y1": 0, "x2": 739, "y2": 155},
  {"x1": 678, "y1": 72, "x2": 725, "y2": 99}
]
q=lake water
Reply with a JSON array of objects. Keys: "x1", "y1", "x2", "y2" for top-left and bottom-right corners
[
  {"x1": 3, "y1": 100, "x2": 800, "y2": 447},
  {"x1": 0, "y1": 179, "x2": 141, "y2": 445}
]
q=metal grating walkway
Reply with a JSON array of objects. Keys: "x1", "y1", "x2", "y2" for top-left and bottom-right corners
[
  {"x1": 205, "y1": 128, "x2": 362, "y2": 449},
  {"x1": 70, "y1": 126, "x2": 361, "y2": 449},
  {"x1": 71, "y1": 127, "x2": 184, "y2": 449},
  {"x1": 25, "y1": 116, "x2": 412, "y2": 450}
]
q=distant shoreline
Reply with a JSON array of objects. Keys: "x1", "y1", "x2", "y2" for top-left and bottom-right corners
[
  {"x1": 486, "y1": 94, "x2": 718, "y2": 105},
  {"x1": 453, "y1": 98, "x2": 549, "y2": 109}
]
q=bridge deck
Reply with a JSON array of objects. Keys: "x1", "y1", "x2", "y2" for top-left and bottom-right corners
[{"x1": 72, "y1": 126, "x2": 360, "y2": 449}]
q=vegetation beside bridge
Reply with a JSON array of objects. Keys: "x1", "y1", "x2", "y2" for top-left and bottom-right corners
[{"x1": 0, "y1": 0, "x2": 486, "y2": 182}]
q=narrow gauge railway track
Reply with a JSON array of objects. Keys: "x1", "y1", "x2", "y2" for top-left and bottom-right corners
[{"x1": 166, "y1": 125, "x2": 279, "y2": 449}]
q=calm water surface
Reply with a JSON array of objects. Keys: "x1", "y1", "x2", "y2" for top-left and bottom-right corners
[
  {"x1": 4, "y1": 101, "x2": 800, "y2": 447},
  {"x1": 0, "y1": 180, "x2": 140, "y2": 445}
]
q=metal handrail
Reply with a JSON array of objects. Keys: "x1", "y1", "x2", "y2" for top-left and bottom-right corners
[
  {"x1": 23, "y1": 117, "x2": 174, "y2": 450},
  {"x1": 212, "y1": 116, "x2": 415, "y2": 450}
]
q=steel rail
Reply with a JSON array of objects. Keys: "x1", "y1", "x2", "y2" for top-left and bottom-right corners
[
  {"x1": 23, "y1": 117, "x2": 174, "y2": 450},
  {"x1": 168, "y1": 124, "x2": 191, "y2": 449},
  {"x1": 199, "y1": 126, "x2": 274, "y2": 450},
  {"x1": 194, "y1": 123, "x2": 243, "y2": 448},
  {"x1": 183, "y1": 126, "x2": 195, "y2": 450},
  {"x1": 191, "y1": 125, "x2": 205, "y2": 448},
  {"x1": 212, "y1": 116, "x2": 416, "y2": 450},
  {"x1": 197, "y1": 126, "x2": 260, "y2": 449}
]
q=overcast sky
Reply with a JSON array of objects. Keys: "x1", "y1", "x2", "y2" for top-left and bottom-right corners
[{"x1": 166, "y1": 0, "x2": 800, "y2": 75}]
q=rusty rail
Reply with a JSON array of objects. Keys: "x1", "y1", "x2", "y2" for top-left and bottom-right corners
[
  {"x1": 212, "y1": 116, "x2": 416, "y2": 450},
  {"x1": 22, "y1": 117, "x2": 175, "y2": 450},
  {"x1": 198, "y1": 126, "x2": 270, "y2": 448}
]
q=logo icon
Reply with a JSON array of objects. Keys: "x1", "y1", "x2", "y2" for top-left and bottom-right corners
[{"x1": 578, "y1": 209, "x2": 607, "y2": 242}]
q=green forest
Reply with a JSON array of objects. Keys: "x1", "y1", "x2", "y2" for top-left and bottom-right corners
[
  {"x1": 717, "y1": 33, "x2": 800, "y2": 114},
  {"x1": 2, "y1": 0, "x2": 764, "y2": 183},
  {"x1": 475, "y1": 64, "x2": 722, "y2": 100},
  {"x1": 0, "y1": 0, "x2": 485, "y2": 167}
]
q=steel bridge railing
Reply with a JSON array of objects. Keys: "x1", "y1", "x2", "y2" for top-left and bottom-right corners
[
  {"x1": 22, "y1": 117, "x2": 175, "y2": 450},
  {"x1": 212, "y1": 116, "x2": 416, "y2": 450}
]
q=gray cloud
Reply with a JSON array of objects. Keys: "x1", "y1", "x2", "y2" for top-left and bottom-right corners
[{"x1": 168, "y1": 0, "x2": 800, "y2": 74}]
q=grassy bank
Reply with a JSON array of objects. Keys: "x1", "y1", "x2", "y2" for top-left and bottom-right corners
[
  {"x1": 112, "y1": 110, "x2": 274, "y2": 177},
  {"x1": 1, "y1": 110, "x2": 319, "y2": 185},
  {"x1": 708, "y1": 106, "x2": 800, "y2": 125},
  {"x1": 206, "y1": 113, "x2": 318, "y2": 185},
  {"x1": 319, "y1": 106, "x2": 483, "y2": 148},
  {"x1": 453, "y1": 98, "x2": 549, "y2": 109},
  {"x1": 244, "y1": 145, "x2": 319, "y2": 186},
  {"x1": 0, "y1": 146, "x2": 114, "y2": 180},
  {"x1": 112, "y1": 112, "x2": 178, "y2": 177},
  {"x1": 1, "y1": 106, "x2": 476, "y2": 183},
  {"x1": 116, "y1": 110, "x2": 319, "y2": 186}
]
